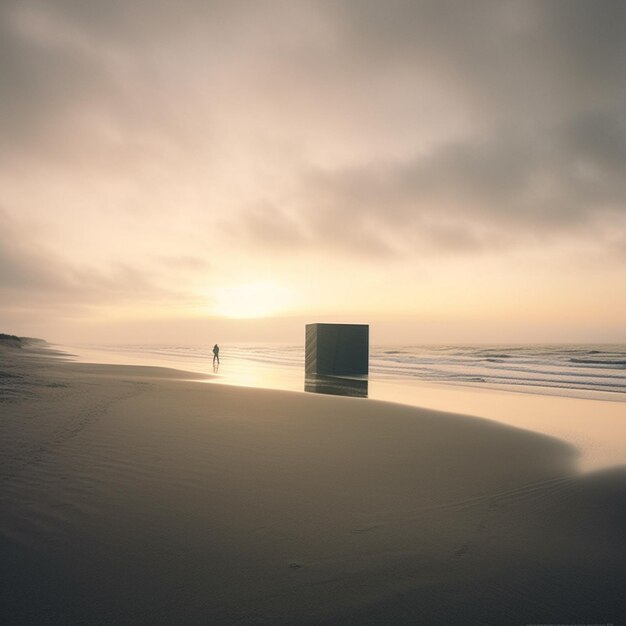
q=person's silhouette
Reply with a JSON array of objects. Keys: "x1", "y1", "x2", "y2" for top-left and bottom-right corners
[{"x1": 212, "y1": 343, "x2": 220, "y2": 365}]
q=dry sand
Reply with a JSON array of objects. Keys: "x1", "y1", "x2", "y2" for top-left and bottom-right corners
[{"x1": 1, "y1": 343, "x2": 625, "y2": 624}]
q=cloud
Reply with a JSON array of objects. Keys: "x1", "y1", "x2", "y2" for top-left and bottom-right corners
[
  {"x1": 230, "y1": 107, "x2": 626, "y2": 257},
  {"x1": 189, "y1": 0, "x2": 626, "y2": 257},
  {"x1": 1, "y1": 0, "x2": 625, "y2": 331},
  {"x1": 225, "y1": 203, "x2": 308, "y2": 252},
  {"x1": 0, "y1": 209, "x2": 72, "y2": 292},
  {"x1": 0, "y1": 209, "x2": 194, "y2": 311}
]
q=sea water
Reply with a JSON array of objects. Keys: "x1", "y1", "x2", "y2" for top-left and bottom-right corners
[{"x1": 67, "y1": 343, "x2": 626, "y2": 397}]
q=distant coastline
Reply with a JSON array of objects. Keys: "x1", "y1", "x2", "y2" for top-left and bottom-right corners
[{"x1": 0, "y1": 333, "x2": 47, "y2": 349}]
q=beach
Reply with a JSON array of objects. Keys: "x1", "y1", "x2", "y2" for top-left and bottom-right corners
[{"x1": 1, "y1": 342, "x2": 625, "y2": 624}]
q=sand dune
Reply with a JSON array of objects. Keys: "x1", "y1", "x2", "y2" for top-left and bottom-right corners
[{"x1": 1, "y1": 344, "x2": 624, "y2": 624}]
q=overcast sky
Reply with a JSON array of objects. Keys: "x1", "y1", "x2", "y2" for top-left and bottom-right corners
[{"x1": 1, "y1": 0, "x2": 625, "y2": 344}]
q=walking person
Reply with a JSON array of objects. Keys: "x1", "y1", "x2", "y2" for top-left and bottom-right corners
[{"x1": 212, "y1": 343, "x2": 220, "y2": 366}]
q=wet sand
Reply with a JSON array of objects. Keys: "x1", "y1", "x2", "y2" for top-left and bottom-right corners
[
  {"x1": 1, "y1": 343, "x2": 625, "y2": 624},
  {"x1": 69, "y1": 342, "x2": 626, "y2": 472}
]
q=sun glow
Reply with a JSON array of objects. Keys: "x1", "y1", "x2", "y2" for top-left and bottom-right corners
[{"x1": 211, "y1": 282, "x2": 292, "y2": 319}]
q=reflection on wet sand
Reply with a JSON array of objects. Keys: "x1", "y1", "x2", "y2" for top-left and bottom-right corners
[{"x1": 305, "y1": 375, "x2": 368, "y2": 398}]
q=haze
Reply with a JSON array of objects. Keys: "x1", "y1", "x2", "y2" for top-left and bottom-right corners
[{"x1": 1, "y1": 0, "x2": 625, "y2": 345}]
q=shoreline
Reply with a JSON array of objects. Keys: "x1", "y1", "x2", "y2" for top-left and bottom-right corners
[
  {"x1": 2, "y1": 342, "x2": 625, "y2": 623},
  {"x1": 60, "y1": 341, "x2": 626, "y2": 473}
]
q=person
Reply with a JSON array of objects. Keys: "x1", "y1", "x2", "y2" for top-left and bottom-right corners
[{"x1": 212, "y1": 343, "x2": 220, "y2": 365}]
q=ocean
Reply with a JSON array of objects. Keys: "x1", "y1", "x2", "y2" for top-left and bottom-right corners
[{"x1": 67, "y1": 343, "x2": 626, "y2": 398}]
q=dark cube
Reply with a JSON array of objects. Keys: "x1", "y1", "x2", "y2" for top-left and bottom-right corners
[{"x1": 305, "y1": 323, "x2": 369, "y2": 376}]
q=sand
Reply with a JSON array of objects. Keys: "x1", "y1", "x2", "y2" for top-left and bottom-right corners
[{"x1": 1, "y1": 344, "x2": 625, "y2": 624}]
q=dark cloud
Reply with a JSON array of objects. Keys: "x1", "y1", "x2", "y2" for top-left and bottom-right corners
[
  {"x1": 2, "y1": 0, "x2": 625, "y2": 134},
  {"x1": 211, "y1": 0, "x2": 626, "y2": 257},
  {"x1": 288, "y1": 108, "x2": 626, "y2": 255},
  {"x1": 322, "y1": 0, "x2": 626, "y2": 117}
]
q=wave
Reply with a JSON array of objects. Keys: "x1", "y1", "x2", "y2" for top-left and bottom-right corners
[
  {"x1": 569, "y1": 358, "x2": 626, "y2": 367},
  {"x1": 78, "y1": 343, "x2": 626, "y2": 398}
]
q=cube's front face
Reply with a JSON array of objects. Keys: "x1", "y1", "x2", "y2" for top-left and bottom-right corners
[{"x1": 305, "y1": 324, "x2": 369, "y2": 375}]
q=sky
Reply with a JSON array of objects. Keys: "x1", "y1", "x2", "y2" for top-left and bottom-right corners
[{"x1": 1, "y1": 0, "x2": 625, "y2": 345}]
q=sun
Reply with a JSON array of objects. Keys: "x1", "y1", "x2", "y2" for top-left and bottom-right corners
[{"x1": 211, "y1": 282, "x2": 292, "y2": 319}]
